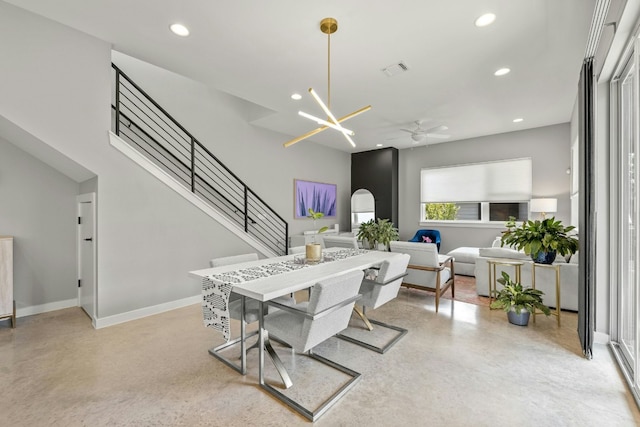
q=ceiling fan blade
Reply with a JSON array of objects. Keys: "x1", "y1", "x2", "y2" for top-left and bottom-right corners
[
  {"x1": 425, "y1": 133, "x2": 451, "y2": 139},
  {"x1": 399, "y1": 129, "x2": 414, "y2": 134},
  {"x1": 424, "y1": 125, "x2": 449, "y2": 133}
]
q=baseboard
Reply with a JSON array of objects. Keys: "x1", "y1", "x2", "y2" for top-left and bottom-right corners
[
  {"x1": 94, "y1": 294, "x2": 201, "y2": 329},
  {"x1": 16, "y1": 298, "x2": 78, "y2": 318},
  {"x1": 594, "y1": 331, "x2": 610, "y2": 345}
]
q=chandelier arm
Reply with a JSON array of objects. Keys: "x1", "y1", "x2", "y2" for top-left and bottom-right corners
[
  {"x1": 309, "y1": 89, "x2": 345, "y2": 131},
  {"x1": 283, "y1": 105, "x2": 372, "y2": 148},
  {"x1": 298, "y1": 111, "x2": 354, "y2": 135}
]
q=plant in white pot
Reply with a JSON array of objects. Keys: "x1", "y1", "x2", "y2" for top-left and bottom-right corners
[
  {"x1": 306, "y1": 208, "x2": 329, "y2": 262},
  {"x1": 356, "y1": 218, "x2": 399, "y2": 251},
  {"x1": 356, "y1": 219, "x2": 377, "y2": 249},
  {"x1": 373, "y1": 218, "x2": 399, "y2": 251},
  {"x1": 490, "y1": 271, "x2": 550, "y2": 326}
]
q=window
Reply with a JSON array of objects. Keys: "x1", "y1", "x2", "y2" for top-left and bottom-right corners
[
  {"x1": 489, "y1": 202, "x2": 528, "y2": 222},
  {"x1": 420, "y1": 158, "x2": 532, "y2": 222}
]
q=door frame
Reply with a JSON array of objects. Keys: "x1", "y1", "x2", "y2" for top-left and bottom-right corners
[{"x1": 77, "y1": 192, "x2": 97, "y2": 323}]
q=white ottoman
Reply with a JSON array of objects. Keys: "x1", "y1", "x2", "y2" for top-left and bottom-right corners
[{"x1": 446, "y1": 247, "x2": 480, "y2": 276}]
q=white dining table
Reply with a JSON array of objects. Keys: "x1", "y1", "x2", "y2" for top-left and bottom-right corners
[{"x1": 189, "y1": 248, "x2": 399, "y2": 388}]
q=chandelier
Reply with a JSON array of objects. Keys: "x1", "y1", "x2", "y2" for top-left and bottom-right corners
[{"x1": 283, "y1": 18, "x2": 371, "y2": 148}]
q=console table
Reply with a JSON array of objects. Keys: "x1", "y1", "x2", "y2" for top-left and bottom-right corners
[{"x1": 0, "y1": 236, "x2": 15, "y2": 328}]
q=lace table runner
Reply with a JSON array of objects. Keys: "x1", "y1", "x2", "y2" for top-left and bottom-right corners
[{"x1": 202, "y1": 248, "x2": 368, "y2": 341}]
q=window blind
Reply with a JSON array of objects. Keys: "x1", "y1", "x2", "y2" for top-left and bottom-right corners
[{"x1": 420, "y1": 158, "x2": 532, "y2": 203}]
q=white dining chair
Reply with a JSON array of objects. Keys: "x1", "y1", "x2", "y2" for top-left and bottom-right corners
[
  {"x1": 262, "y1": 270, "x2": 364, "y2": 421},
  {"x1": 338, "y1": 253, "x2": 410, "y2": 353},
  {"x1": 288, "y1": 245, "x2": 306, "y2": 254},
  {"x1": 321, "y1": 235, "x2": 359, "y2": 249},
  {"x1": 206, "y1": 253, "x2": 293, "y2": 379}
]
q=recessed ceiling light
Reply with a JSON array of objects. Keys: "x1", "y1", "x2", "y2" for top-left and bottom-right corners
[
  {"x1": 513, "y1": 118, "x2": 524, "y2": 123},
  {"x1": 291, "y1": 93, "x2": 302, "y2": 100},
  {"x1": 170, "y1": 23, "x2": 189, "y2": 37},
  {"x1": 494, "y1": 68, "x2": 511, "y2": 76},
  {"x1": 475, "y1": 13, "x2": 496, "y2": 27},
  {"x1": 376, "y1": 144, "x2": 383, "y2": 147}
]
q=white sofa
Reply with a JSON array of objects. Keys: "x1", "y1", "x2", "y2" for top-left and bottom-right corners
[{"x1": 474, "y1": 247, "x2": 579, "y2": 311}]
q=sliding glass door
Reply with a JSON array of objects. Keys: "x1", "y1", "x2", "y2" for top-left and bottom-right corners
[
  {"x1": 612, "y1": 44, "x2": 639, "y2": 402},
  {"x1": 618, "y1": 58, "x2": 638, "y2": 371}
]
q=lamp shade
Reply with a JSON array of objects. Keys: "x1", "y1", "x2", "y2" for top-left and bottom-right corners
[{"x1": 530, "y1": 198, "x2": 557, "y2": 213}]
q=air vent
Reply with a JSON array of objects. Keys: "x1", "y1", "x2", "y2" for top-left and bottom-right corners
[{"x1": 382, "y1": 61, "x2": 409, "y2": 77}]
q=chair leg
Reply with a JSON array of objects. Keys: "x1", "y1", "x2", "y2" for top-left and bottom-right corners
[
  {"x1": 260, "y1": 345, "x2": 361, "y2": 422},
  {"x1": 337, "y1": 308, "x2": 408, "y2": 354},
  {"x1": 208, "y1": 330, "x2": 259, "y2": 375},
  {"x1": 435, "y1": 271, "x2": 441, "y2": 313}
]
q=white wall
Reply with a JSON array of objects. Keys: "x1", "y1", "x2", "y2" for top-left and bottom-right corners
[
  {"x1": 0, "y1": 3, "x2": 350, "y2": 321},
  {"x1": 0, "y1": 136, "x2": 79, "y2": 309},
  {"x1": 398, "y1": 124, "x2": 572, "y2": 254}
]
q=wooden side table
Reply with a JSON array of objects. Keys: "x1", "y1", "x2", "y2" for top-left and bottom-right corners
[
  {"x1": 532, "y1": 263, "x2": 561, "y2": 326},
  {"x1": 487, "y1": 259, "x2": 523, "y2": 307}
]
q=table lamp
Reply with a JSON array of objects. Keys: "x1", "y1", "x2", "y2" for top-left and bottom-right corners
[{"x1": 530, "y1": 198, "x2": 557, "y2": 219}]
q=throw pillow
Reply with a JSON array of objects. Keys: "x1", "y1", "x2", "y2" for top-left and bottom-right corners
[{"x1": 422, "y1": 236, "x2": 432, "y2": 243}]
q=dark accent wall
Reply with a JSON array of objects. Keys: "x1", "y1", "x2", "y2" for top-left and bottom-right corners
[{"x1": 351, "y1": 147, "x2": 399, "y2": 227}]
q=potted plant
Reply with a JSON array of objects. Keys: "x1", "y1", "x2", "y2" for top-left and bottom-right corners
[
  {"x1": 357, "y1": 218, "x2": 399, "y2": 251},
  {"x1": 356, "y1": 219, "x2": 377, "y2": 249},
  {"x1": 490, "y1": 271, "x2": 551, "y2": 326},
  {"x1": 374, "y1": 218, "x2": 399, "y2": 251},
  {"x1": 500, "y1": 216, "x2": 578, "y2": 264},
  {"x1": 306, "y1": 208, "x2": 329, "y2": 262}
]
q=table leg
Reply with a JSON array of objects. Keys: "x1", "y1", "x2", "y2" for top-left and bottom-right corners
[
  {"x1": 556, "y1": 267, "x2": 561, "y2": 327},
  {"x1": 258, "y1": 301, "x2": 293, "y2": 388},
  {"x1": 259, "y1": 301, "x2": 265, "y2": 386},
  {"x1": 240, "y1": 296, "x2": 247, "y2": 374}
]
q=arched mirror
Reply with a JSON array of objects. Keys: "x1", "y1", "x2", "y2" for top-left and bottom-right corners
[{"x1": 351, "y1": 189, "x2": 375, "y2": 231}]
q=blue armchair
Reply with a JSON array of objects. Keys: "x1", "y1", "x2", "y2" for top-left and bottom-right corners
[{"x1": 409, "y1": 229, "x2": 441, "y2": 251}]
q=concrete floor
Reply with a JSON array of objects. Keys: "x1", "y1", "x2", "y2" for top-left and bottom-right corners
[{"x1": 1, "y1": 288, "x2": 639, "y2": 426}]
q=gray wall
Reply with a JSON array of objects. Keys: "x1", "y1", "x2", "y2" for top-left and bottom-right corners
[
  {"x1": 0, "y1": 137, "x2": 79, "y2": 308},
  {"x1": 0, "y1": 3, "x2": 350, "y2": 320},
  {"x1": 398, "y1": 124, "x2": 572, "y2": 254}
]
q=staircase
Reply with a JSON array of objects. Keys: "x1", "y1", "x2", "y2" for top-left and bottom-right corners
[{"x1": 110, "y1": 64, "x2": 288, "y2": 256}]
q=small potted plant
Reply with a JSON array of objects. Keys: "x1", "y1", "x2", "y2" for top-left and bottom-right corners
[
  {"x1": 306, "y1": 208, "x2": 329, "y2": 262},
  {"x1": 356, "y1": 219, "x2": 377, "y2": 249},
  {"x1": 373, "y1": 218, "x2": 399, "y2": 251},
  {"x1": 501, "y1": 216, "x2": 578, "y2": 264},
  {"x1": 490, "y1": 271, "x2": 550, "y2": 326},
  {"x1": 356, "y1": 218, "x2": 399, "y2": 251}
]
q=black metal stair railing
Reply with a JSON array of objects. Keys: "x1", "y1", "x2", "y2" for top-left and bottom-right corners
[{"x1": 111, "y1": 63, "x2": 288, "y2": 255}]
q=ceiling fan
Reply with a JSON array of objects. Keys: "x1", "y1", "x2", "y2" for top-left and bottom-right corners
[{"x1": 398, "y1": 121, "x2": 450, "y2": 143}]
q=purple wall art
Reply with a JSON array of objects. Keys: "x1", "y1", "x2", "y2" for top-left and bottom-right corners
[{"x1": 294, "y1": 179, "x2": 337, "y2": 219}]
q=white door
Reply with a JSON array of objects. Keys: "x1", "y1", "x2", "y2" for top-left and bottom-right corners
[{"x1": 77, "y1": 193, "x2": 96, "y2": 321}]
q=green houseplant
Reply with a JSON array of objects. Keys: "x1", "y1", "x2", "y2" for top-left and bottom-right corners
[
  {"x1": 356, "y1": 219, "x2": 377, "y2": 249},
  {"x1": 374, "y1": 218, "x2": 399, "y2": 251},
  {"x1": 501, "y1": 216, "x2": 578, "y2": 264},
  {"x1": 306, "y1": 208, "x2": 329, "y2": 262},
  {"x1": 490, "y1": 271, "x2": 550, "y2": 326},
  {"x1": 356, "y1": 218, "x2": 399, "y2": 250}
]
